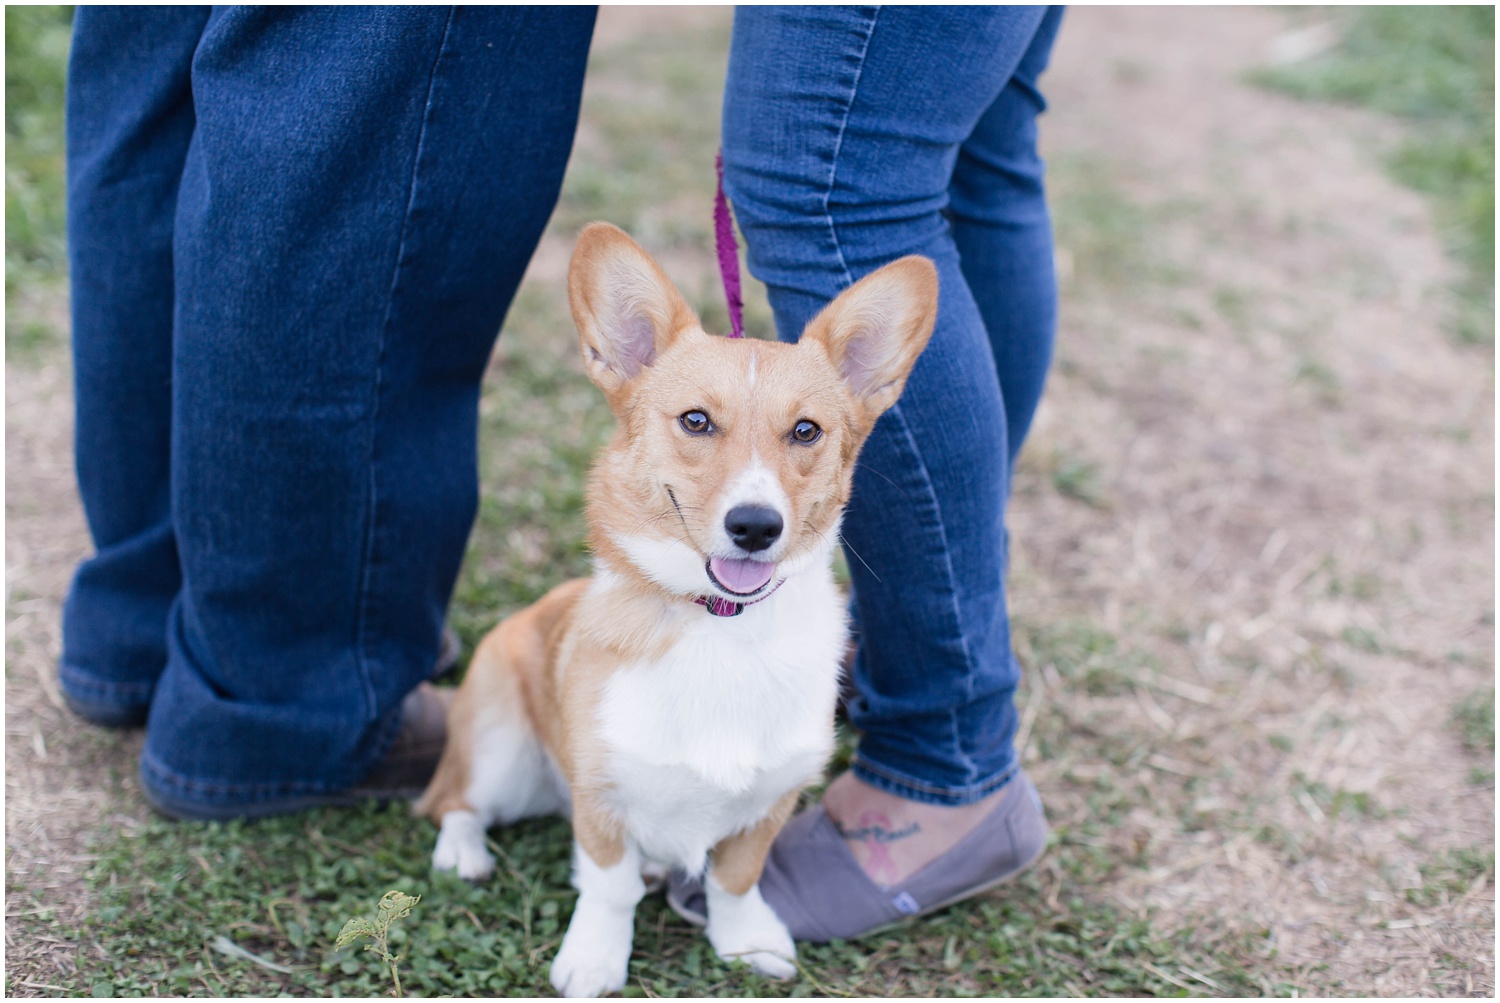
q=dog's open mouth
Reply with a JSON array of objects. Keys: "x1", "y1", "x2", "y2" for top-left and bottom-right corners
[{"x1": 705, "y1": 556, "x2": 776, "y2": 597}]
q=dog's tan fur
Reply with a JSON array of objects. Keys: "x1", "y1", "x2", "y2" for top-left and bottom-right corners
[{"x1": 417, "y1": 578, "x2": 585, "y2": 821}]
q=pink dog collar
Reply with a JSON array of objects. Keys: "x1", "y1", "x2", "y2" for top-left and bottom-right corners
[{"x1": 694, "y1": 577, "x2": 784, "y2": 617}]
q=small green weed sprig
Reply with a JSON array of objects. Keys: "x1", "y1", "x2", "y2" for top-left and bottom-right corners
[{"x1": 336, "y1": 890, "x2": 420, "y2": 998}]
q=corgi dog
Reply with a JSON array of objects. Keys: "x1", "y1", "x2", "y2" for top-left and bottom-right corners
[{"x1": 417, "y1": 223, "x2": 936, "y2": 997}]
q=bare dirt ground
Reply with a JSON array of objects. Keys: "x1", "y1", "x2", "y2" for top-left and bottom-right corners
[
  {"x1": 1011, "y1": 7, "x2": 1494, "y2": 996},
  {"x1": 6, "y1": 6, "x2": 1493, "y2": 996}
]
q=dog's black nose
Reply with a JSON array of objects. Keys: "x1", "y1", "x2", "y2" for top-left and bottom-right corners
[{"x1": 725, "y1": 505, "x2": 783, "y2": 553}]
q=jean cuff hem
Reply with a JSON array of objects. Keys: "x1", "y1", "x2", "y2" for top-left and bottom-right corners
[
  {"x1": 58, "y1": 662, "x2": 158, "y2": 704},
  {"x1": 137, "y1": 704, "x2": 403, "y2": 812},
  {"x1": 851, "y1": 754, "x2": 1020, "y2": 807}
]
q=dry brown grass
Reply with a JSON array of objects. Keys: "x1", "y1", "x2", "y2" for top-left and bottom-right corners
[
  {"x1": 6, "y1": 358, "x2": 153, "y2": 991},
  {"x1": 1008, "y1": 7, "x2": 1494, "y2": 996}
]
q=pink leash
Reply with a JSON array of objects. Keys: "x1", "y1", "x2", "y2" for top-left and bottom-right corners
[
  {"x1": 714, "y1": 150, "x2": 744, "y2": 339},
  {"x1": 701, "y1": 152, "x2": 775, "y2": 617}
]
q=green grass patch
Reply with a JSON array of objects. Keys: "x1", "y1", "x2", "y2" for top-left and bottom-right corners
[
  {"x1": 1451, "y1": 686, "x2": 1496, "y2": 755},
  {"x1": 5, "y1": 5, "x2": 73, "y2": 360},
  {"x1": 1049, "y1": 154, "x2": 1155, "y2": 292},
  {"x1": 1405, "y1": 846, "x2": 1495, "y2": 909},
  {"x1": 37, "y1": 802, "x2": 1285, "y2": 997},
  {"x1": 1292, "y1": 773, "x2": 1386, "y2": 821},
  {"x1": 449, "y1": 286, "x2": 613, "y2": 654},
  {"x1": 1252, "y1": 6, "x2": 1495, "y2": 344},
  {"x1": 1339, "y1": 625, "x2": 1383, "y2": 655},
  {"x1": 1018, "y1": 619, "x2": 1143, "y2": 698},
  {"x1": 1050, "y1": 453, "x2": 1109, "y2": 509}
]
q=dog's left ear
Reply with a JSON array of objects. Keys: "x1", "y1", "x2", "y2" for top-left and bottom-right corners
[
  {"x1": 802, "y1": 257, "x2": 939, "y2": 422},
  {"x1": 569, "y1": 222, "x2": 698, "y2": 398}
]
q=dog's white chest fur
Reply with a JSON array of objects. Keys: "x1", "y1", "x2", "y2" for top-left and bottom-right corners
[{"x1": 595, "y1": 570, "x2": 843, "y2": 873}]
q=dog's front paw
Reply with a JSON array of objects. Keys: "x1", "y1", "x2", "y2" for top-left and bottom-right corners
[
  {"x1": 706, "y1": 892, "x2": 797, "y2": 980},
  {"x1": 724, "y1": 943, "x2": 797, "y2": 980},
  {"x1": 549, "y1": 932, "x2": 630, "y2": 998},
  {"x1": 433, "y1": 810, "x2": 496, "y2": 881}
]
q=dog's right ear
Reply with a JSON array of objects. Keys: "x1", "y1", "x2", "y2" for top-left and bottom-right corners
[{"x1": 569, "y1": 223, "x2": 697, "y2": 397}]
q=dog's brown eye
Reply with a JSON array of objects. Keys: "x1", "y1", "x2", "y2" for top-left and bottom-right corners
[
  {"x1": 791, "y1": 420, "x2": 822, "y2": 444},
  {"x1": 679, "y1": 410, "x2": 713, "y2": 435}
]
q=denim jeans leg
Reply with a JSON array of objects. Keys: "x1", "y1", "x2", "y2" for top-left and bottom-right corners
[
  {"x1": 62, "y1": 6, "x2": 212, "y2": 722},
  {"x1": 724, "y1": 6, "x2": 1060, "y2": 805},
  {"x1": 951, "y1": 7, "x2": 1065, "y2": 463},
  {"x1": 123, "y1": 7, "x2": 595, "y2": 810}
]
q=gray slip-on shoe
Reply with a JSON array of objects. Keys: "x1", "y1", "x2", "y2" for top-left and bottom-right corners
[{"x1": 667, "y1": 771, "x2": 1049, "y2": 943}]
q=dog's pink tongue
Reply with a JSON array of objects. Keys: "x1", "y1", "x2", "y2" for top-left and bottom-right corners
[{"x1": 710, "y1": 557, "x2": 775, "y2": 595}]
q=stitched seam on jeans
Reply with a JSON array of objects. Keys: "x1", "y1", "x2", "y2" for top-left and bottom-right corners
[
  {"x1": 355, "y1": 6, "x2": 458, "y2": 727},
  {"x1": 141, "y1": 747, "x2": 344, "y2": 799},
  {"x1": 886, "y1": 400, "x2": 982, "y2": 782},
  {"x1": 819, "y1": 3, "x2": 984, "y2": 788},
  {"x1": 822, "y1": 11, "x2": 982, "y2": 780},
  {"x1": 819, "y1": 6, "x2": 880, "y2": 288},
  {"x1": 58, "y1": 664, "x2": 157, "y2": 700},
  {"x1": 853, "y1": 753, "x2": 1019, "y2": 804}
]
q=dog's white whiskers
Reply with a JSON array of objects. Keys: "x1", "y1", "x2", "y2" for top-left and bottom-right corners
[
  {"x1": 856, "y1": 463, "x2": 900, "y2": 490},
  {"x1": 631, "y1": 509, "x2": 688, "y2": 535},
  {"x1": 837, "y1": 533, "x2": 882, "y2": 584}
]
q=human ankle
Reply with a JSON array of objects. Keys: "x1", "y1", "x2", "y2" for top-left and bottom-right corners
[{"x1": 821, "y1": 772, "x2": 1009, "y2": 887}]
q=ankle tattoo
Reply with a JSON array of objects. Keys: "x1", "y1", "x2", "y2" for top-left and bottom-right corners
[
  {"x1": 834, "y1": 811, "x2": 921, "y2": 884},
  {"x1": 833, "y1": 815, "x2": 921, "y2": 844}
]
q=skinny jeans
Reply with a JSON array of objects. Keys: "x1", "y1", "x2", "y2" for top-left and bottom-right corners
[
  {"x1": 62, "y1": 6, "x2": 596, "y2": 811},
  {"x1": 723, "y1": 5, "x2": 1063, "y2": 804}
]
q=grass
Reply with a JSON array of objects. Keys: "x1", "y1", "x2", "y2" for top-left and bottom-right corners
[
  {"x1": 1018, "y1": 620, "x2": 1142, "y2": 699},
  {"x1": 53, "y1": 803, "x2": 1282, "y2": 998},
  {"x1": 1452, "y1": 686, "x2": 1496, "y2": 756},
  {"x1": 449, "y1": 284, "x2": 612, "y2": 652},
  {"x1": 1048, "y1": 154, "x2": 1155, "y2": 292},
  {"x1": 1407, "y1": 847, "x2": 1496, "y2": 910},
  {"x1": 1252, "y1": 6, "x2": 1495, "y2": 344},
  {"x1": 1455, "y1": 686, "x2": 1496, "y2": 787},
  {"x1": 4, "y1": 5, "x2": 72, "y2": 359}
]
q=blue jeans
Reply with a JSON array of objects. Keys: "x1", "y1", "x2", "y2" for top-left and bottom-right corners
[
  {"x1": 724, "y1": 6, "x2": 1063, "y2": 805},
  {"x1": 62, "y1": 6, "x2": 595, "y2": 811}
]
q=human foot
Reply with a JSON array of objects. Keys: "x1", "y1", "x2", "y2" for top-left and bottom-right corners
[{"x1": 820, "y1": 771, "x2": 1016, "y2": 888}]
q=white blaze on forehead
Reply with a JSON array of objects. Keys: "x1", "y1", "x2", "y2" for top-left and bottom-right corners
[{"x1": 747, "y1": 346, "x2": 757, "y2": 387}]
